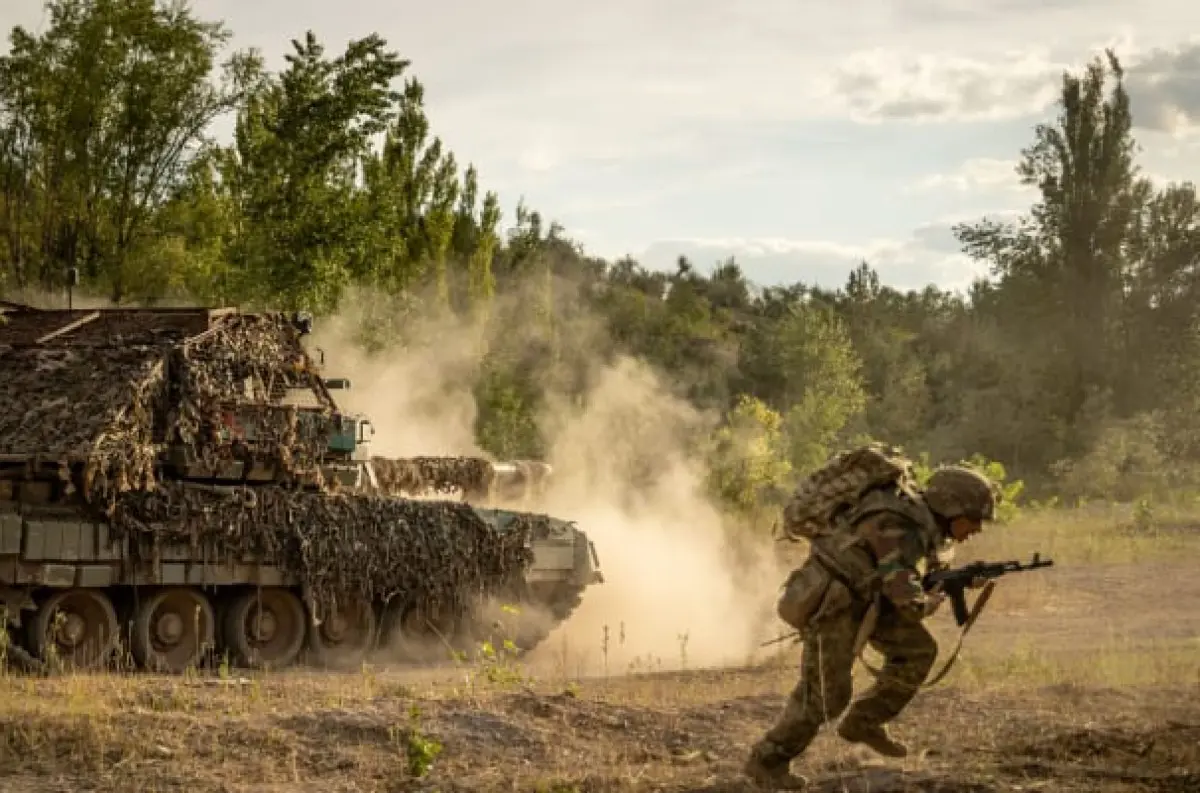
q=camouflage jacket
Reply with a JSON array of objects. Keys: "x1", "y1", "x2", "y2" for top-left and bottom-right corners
[{"x1": 811, "y1": 486, "x2": 951, "y2": 620}]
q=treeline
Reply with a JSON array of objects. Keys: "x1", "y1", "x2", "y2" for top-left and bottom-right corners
[{"x1": 3, "y1": 1, "x2": 1199, "y2": 512}]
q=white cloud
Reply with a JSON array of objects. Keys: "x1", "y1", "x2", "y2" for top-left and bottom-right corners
[
  {"x1": 817, "y1": 49, "x2": 1068, "y2": 124},
  {"x1": 1124, "y1": 39, "x2": 1200, "y2": 135},
  {"x1": 909, "y1": 157, "x2": 1033, "y2": 195},
  {"x1": 824, "y1": 38, "x2": 1200, "y2": 135},
  {"x1": 636, "y1": 216, "x2": 1010, "y2": 294},
  {"x1": 395, "y1": 9, "x2": 1197, "y2": 180},
  {"x1": 436, "y1": 37, "x2": 1200, "y2": 199}
]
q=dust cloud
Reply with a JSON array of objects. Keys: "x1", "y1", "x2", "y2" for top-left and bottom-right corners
[
  {"x1": 528, "y1": 357, "x2": 790, "y2": 675},
  {"x1": 303, "y1": 291, "x2": 489, "y2": 459},
  {"x1": 310, "y1": 288, "x2": 791, "y2": 676}
]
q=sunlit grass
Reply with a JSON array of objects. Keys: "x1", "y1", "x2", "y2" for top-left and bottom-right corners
[{"x1": 957, "y1": 502, "x2": 1200, "y2": 564}]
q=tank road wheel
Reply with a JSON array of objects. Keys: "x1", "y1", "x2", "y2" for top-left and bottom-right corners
[
  {"x1": 223, "y1": 588, "x2": 307, "y2": 670},
  {"x1": 306, "y1": 597, "x2": 377, "y2": 670},
  {"x1": 27, "y1": 589, "x2": 119, "y2": 670},
  {"x1": 381, "y1": 602, "x2": 461, "y2": 664},
  {"x1": 131, "y1": 588, "x2": 215, "y2": 673}
]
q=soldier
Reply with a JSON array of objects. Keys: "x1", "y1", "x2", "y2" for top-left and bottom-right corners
[{"x1": 744, "y1": 465, "x2": 998, "y2": 790}]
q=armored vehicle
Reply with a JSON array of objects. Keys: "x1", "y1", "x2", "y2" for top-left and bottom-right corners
[{"x1": 0, "y1": 301, "x2": 602, "y2": 673}]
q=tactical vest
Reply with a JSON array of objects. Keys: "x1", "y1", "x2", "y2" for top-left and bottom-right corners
[{"x1": 811, "y1": 485, "x2": 947, "y2": 599}]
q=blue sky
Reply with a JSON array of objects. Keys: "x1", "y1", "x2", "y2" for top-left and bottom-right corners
[{"x1": 4, "y1": 1, "x2": 1200, "y2": 292}]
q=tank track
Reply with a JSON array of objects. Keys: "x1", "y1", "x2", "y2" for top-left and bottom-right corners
[{"x1": 1, "y1": 584, "x2": 589, "y2": 676}]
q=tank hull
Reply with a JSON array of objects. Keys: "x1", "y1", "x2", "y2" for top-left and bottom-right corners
[{"x1": 0, "y1": 483, "x2": 602, "y2": 673}]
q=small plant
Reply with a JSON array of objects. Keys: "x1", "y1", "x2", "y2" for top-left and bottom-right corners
[
  {"x1": 217, "y1": 651, "x2": 232, "y2": 680},
  {"x1": 44, "y1": 610, "x2": 64, "y2": 674},
  {"x1": 601, "y1": 624, "x2": 610, "y2": 679},
  {"x1": 459, "y1": 603, "x2": 530, "y2": 689},
  {"x1": 392, "y1": 703, "x2": 442, "y2": 779},
  {"x1": 476, "y1": 638, "x2": 526, "y2": 685},
  {"x1": 1131, "y1": 496, "x2": 1158, "y2": 535},
  {"x1": 359, "y1": 662, "x2": 379, "y2": 697}
]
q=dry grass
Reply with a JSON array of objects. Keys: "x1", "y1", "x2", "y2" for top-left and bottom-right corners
[
  {"x1": 957, "y1": 499, "x2": 1200, "y2": 564},
  {"x1": 2, "y1": 505, "x2": 1199, "y2": 792}
]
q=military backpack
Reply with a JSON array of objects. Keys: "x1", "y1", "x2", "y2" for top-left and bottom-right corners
[
  {"x1": 774, "y1": 443, "x2": 925, "y2": 634},
  {"x1": 780, "y1": 442, "x2": 921, "y2": 543}
]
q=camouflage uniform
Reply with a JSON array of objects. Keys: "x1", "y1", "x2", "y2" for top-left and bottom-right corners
[{"x1": 745, "y1": 466, "x2": 997, "y2": 790}]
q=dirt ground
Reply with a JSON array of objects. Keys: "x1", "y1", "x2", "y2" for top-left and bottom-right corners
[
  {"x1": 2, "y1": 514, "x2": 1199, "y2": 793},
  {"x1": 1, "y1": 664, "x2": 1197, "y2": 793}
]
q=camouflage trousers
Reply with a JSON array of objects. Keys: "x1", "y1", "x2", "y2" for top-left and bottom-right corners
[{"x1": 752, "y1": 596, "x2": 937, "y2": 764}]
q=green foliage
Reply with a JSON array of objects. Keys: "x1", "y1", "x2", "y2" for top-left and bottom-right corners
[
  {"x1": 1049, "y1": 413, "x2": 1178, "y2": 503},
  {"x1": 2, "y1": 17, "x2": 1197, "y2": 514},
  {"x1": 473, "y1": 358, "x2": 543, "y2": 460},
  {"x1": 1131, "y1": 496, "x2": 1157, "y2": 535},
  {"x1": 774, "y1": 302, "x2": 867, "y2": 474},
  {"x1": 391, "y1": 703, "x2": 442, "y2": 778},
  {"x1": 706, "y1": 395, "x2": 792, "y2": 517},
  {"x1": 0, "y1": 0, "x2": 257, "y2": 300},
  {"x1": 215, "y1": 31, "x2": 412, "y2": 314}
]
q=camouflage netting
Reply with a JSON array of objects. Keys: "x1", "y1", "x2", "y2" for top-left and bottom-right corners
[
  {"x1": 171, "y1": 313, "x2": 330, "y2": 409},
  {"x1": 0, "y1": 344, "x2": 165, "y2": 507},
  {"x1": 371, "y1": 456, "x2": 496, "y2": 498},
  {"x1": 3, "y1": 306, "x2": 546, "y2": 616},
  {"x1": 0, "y1": 309, "x2": 334, "y2": 512},
  {"x1": 166, "y1": 313, "x2": 334, "y2": 479},
  {"x1": 111, "y1": 482, "x2": 539, "y2": 617}
]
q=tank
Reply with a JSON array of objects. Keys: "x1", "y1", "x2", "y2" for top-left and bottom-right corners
[{"x1": 0, "y1": 301, "x2": 603, "y2": 674}]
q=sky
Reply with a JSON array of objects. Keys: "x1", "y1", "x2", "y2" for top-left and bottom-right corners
[{"x1": 3, "y1": 1, "x2": 1200, "y2": 293}]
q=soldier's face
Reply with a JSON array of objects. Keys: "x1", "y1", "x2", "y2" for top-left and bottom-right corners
[{"x1": 949, "y1": 515, "x2": 983, "y2": 542}]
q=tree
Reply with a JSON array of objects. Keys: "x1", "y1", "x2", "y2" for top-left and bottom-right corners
[
  {"x1": 769, "y1": 301, "x2": 867, "y2": 473},
  {"x1": 954, "y1": 50, "x2": 1143, "y2": 458},
  {"x1": 0, "y1": 0, "x2": 257, "y2": 299},
  {"x1": 705, "y1": 395, "x2": 792, "y2": 520},
  {"x1": 216, "y1": 31, "x2": 408, "y2": 314}
]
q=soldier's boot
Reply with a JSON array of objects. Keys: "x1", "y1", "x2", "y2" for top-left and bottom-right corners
[
  {"x1": 743, "y1": 740, "x2": 809, "y2": 790},
  {"x1": 835, "y1": 719, "x2": 908, "y2": 758}
]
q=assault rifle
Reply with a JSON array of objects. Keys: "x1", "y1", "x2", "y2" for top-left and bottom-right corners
[
  {"x1": 923, "y1": 552, "x2": 1054, "y2": 626},
  {"x1": 759, "y1": 552, "x2": 1055, "y2": 650}
]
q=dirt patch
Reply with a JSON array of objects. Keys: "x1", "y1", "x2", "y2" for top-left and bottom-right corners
[
  {"x1": 999, "y1": 721, "x2": 1200, "y2": 792},
  {"x1": 2, "y1": 670, "x2": 1198, "y2": 793}
]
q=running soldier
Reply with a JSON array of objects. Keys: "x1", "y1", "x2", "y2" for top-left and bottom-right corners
[{"x1": 745, "y1": 451, "x2": 998, "y2": 790}]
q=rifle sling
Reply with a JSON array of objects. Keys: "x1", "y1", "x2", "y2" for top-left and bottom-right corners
[{"x1": 854, "y1": 580, "x2": 997, "y2": 689}]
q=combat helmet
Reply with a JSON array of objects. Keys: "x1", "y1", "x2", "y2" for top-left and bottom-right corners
[{"x1": 923, "y1": 466, "x2": 997, "y2": 522}]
